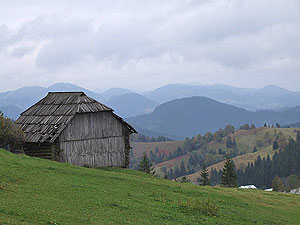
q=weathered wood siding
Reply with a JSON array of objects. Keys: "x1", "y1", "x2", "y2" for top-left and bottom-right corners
[
  {"x1": 58, "y1": 112, "x2": 127, "y2": 167},
  {"x1": 23, "y1": 142, "x2": 59, "y2": 160}
]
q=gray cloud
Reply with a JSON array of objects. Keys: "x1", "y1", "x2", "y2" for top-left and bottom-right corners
[
  {"x1": 10, "y1": 46, "x2": 34, "y2": 57},
  {"x1": 0, "y1": 0, "x2": 299, "y2": 92}
]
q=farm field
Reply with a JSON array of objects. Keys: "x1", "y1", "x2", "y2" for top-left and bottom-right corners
[{"x1": 1, "y1": 149, "x2": 300, "y2": 225}]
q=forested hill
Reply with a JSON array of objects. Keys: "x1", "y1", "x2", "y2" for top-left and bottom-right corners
[{"x1": 127, "y1": 96, "x2": 300, "y2": 139}]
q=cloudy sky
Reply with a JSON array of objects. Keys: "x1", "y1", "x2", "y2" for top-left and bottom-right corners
[{"x1": 0, "y1": 0, "x2": 299, "y2": 92}]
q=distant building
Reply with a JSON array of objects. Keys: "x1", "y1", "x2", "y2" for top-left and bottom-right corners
[
  {"x1": 239, "y1": 185, "x2": 257, "y2": 189},
  {"x1": 264, "y1": 188, "x2": 273, "y2": 192},
  {"x1": 16, "y1": 92, "x2": 136, "y2": 168},
  {"x1": 290, "y1": 188, "x2": 300, "y2": 194}
]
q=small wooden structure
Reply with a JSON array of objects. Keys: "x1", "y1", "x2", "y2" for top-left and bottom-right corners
[{"x1": 16, "y1": 92, "x2": 136, "y2": 168}]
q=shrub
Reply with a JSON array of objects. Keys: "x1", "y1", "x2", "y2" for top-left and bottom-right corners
[
  {"x1": 200, "y1": 195, "x2": 220, "y2": 216},
  {"x1": 0, "y1": 112, "x2": 24, "y2": 151},
  {"x1": 178, "y1": 195, "x2": 219, "y2": 217},
  {"x1": 180, "y1": 176, "x2": 190, "y2": 183}
]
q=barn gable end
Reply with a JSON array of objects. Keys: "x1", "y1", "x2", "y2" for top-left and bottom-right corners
[
  {"x1": 16, "y1": 92, "x2": 136, "y2": 168},
  {"x1": 59, "y1": 112, "x2": 126, "y2": 167}
]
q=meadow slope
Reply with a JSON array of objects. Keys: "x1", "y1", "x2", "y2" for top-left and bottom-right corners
[{"x1": 0, "y1": 149, "x2": 300, "y2": 225}]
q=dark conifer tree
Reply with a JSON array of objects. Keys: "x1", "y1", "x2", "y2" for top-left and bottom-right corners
[
  {"x1": 138, "y1": 153, "x2": 152, "y2": 174},
  {"x1": 296, "y1": 131, "x2": 300, "y2": 144},
  {"x1": 226, "y1": 136, "x2": 233, "y2": 148},
  {"x1": 199, "y1": 164, "x2": 210, "y2": 186},
  {"x1": 180, "y1": 160, "x2": 186, "y2": 176},
  {"x1": 273, "y1": 140, "x2": 279, "y2": 150},
  {"x1": 168, "y1": 168, "x2": 174, "y2": 180},
  {"x1": 221, "y1": 158, "x2": 238, "y2": 187},
  {"x1": 253, "y1": 147, "x2": 258, "y2": 153},
  {"x1": 174, "y1": 165, "x2": 181, "y2": 178},
  {"x1": 232, "y1": 139, "x2": 237, "y2": 149}
]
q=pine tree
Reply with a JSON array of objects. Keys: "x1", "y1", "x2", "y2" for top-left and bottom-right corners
[
  {"x1": 168, "y1": 168, "x2": 174, "y2": 180},
  {"x1": 138, "y1": 153, "x2": 152, "y2": 174},
  {"x1": 199, "y1": 164, "x2": 210, "y2": 186},
  {"x1": 296, "y1": 131, "x2": 300, "y2": 144},
  {"x1": 253, "y1": 147, "x2": 258, "y2": 153},
  {"x1": 174, "y1": 165, "x2": 181, "y2": 178},
  {"x1": 180, "y1": 160, "x2": 186, "y2": 176},
  {"x1": 273, "y1": 140, "x2": 279, "y2": 150},
  {"x1": 226, "y1": 136, "x2": 233, "y2": 148},
  {"x1": 232, "y1": 139, "x2": 237, "y2": 149},
  {"x1": 221, "y1": 158, "x2": 238, "y2": 187}
]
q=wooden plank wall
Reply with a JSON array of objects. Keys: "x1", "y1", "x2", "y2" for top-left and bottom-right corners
[
  {"x1": 58, "y1": 112, "x2": 127, "y2": 167},
  {"x1": 23, "y1": 142, "x2": 58, "y2": 160}
]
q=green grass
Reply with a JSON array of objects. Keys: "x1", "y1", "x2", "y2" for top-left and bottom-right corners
[{"x1": 1, "y1": 149, "x2": 300, "y2": 225}]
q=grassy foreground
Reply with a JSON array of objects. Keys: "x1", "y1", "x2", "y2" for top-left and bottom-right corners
[{"x1": 0, "y1": 149, "x2": 300, "y2": 225}]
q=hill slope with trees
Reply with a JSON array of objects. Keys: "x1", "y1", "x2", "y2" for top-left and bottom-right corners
[{"x1": 131, "y1": 127, "x2": 300, "y2": 183}]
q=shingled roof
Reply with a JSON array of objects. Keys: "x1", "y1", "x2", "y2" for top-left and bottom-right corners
[{"x1": 16, "y1": 92, "x2": 136, "y2": 143}]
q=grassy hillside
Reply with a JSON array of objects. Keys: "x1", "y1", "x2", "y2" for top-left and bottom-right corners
[
  {"x1": 1, "y1": 150, "x2": 300, "y2": 224},
  {"x1": 131, "y1": 140, "x2": 184, "y2": 158}
]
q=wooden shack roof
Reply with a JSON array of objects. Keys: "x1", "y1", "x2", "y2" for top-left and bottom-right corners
[{"x1": 16, "y1": 92, "x2": 136, "y2": 143}]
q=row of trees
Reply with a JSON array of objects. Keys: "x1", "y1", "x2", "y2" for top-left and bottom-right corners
[
  {"x1": 132, "y1": 122, "x2": 279, "y2": 144},
  {"x1": 183, "y1": 125, "x2": 236, "y2": 153},
  {"x1": 130, "y1": 134, "x2": 173, "y2": 142},
  {"x1": 197, "y1": 159, "x2": 238, "y2": 187},
  {"x1": 264, "y1": 123, "x2": 281, "y2": 128},
  {"x1": 138, "y1": 150, "x2": 239, "y2": 189}
]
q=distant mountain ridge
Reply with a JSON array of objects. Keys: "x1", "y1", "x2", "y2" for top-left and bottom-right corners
[
  {"x1": 2, "y1": 82, "x2": 300, "y2": 130},
  {"x1": 144, "y1": 83, "x2": 300, "y2": 111},
  {"x1": 101, "y1": 88, "x2": 133, "y2": 100},
  {"x1": 105, "y1": 93, "x2": 158, "y2": 118},
  {"x1": 0, "y1": 83, "x2": 156, "y2": 120},
  {"x1": 0, "y1": 83, "x2": 105, "y2": 120},
  {"x1": 127, "y1": 96, "x2": 300, "y2": 139}
]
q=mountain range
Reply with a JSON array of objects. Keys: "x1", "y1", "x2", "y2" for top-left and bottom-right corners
[
  {"x1": 127, "y1": 96, "x2": 300, "y2": 139},
  {"x1": 0, "y1": 83, "x2": 159, "y2": 120},
  {"x1": 2, "y1": 82, "x2": 300, "y2": 138},
  {"x1": 144, "y1": 83, "x2": 300, "y2": 111}
]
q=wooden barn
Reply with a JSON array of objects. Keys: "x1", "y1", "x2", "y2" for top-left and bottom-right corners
[{"x1": 16, "y1": 92, "x2": 136, "y2": 168}]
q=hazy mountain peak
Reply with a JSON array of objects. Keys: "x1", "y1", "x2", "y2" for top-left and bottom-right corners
[
  {"x1": 258, "y1": 85, "x2": 290, "y2": 95},
  {"x1": 101, "y1": 88, "x2": 133, "y2": 100},
  {"x1": 106, "y1": 92, "x2": 158, "y2": 118},
  {"x1": 48, "y1": 83, "x2": 84, "y2": 91}
]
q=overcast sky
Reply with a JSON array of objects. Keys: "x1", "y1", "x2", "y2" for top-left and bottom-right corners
[{"x1": 0, "y1": 0, "x2": 299, "y2": 92}]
